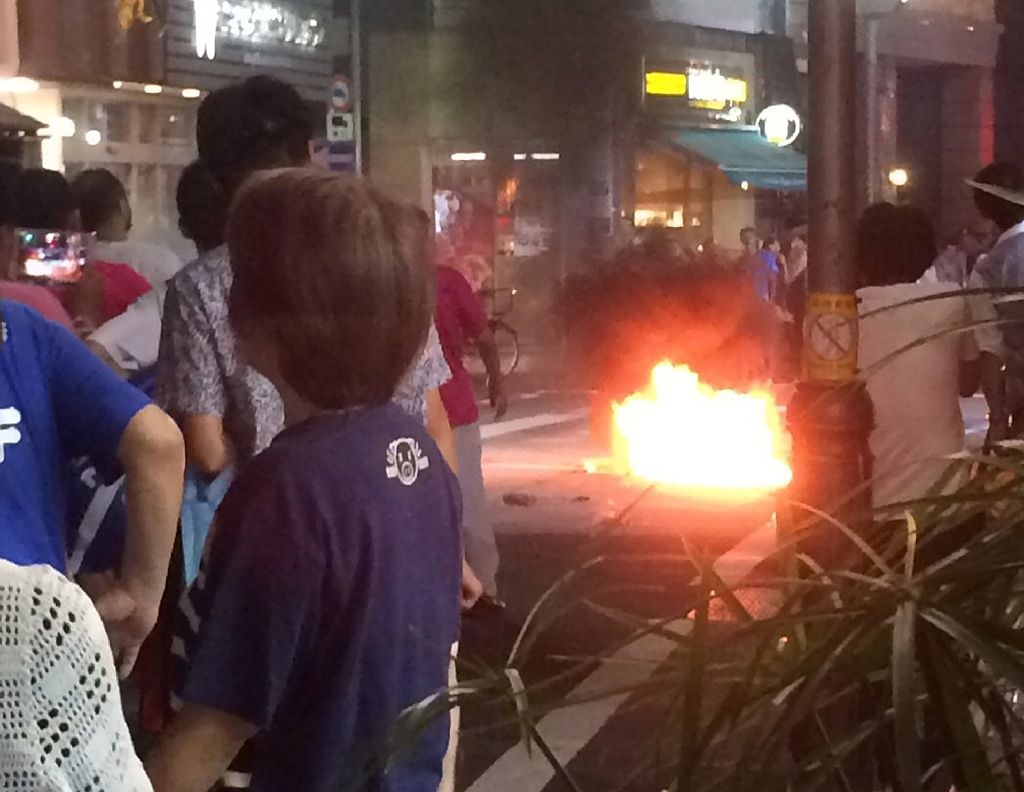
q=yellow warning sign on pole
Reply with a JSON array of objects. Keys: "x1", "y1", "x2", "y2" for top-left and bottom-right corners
[{"x1": 803, "y1": 293, "x2": 858, "y2": 382}]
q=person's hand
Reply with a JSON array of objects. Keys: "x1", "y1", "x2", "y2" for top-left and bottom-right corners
[
  {"x1": 461, "y1": 559, "x2": 483, "y2": 612},
  {"x1": 488, "y1": 377, "x2": 509, "y2": 420},
  {"x1": 91, "y1": 580, "x2": 161, "y2": 678}
]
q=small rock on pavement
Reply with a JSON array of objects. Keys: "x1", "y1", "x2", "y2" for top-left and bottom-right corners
[{"x1": 502, "y1": 492, "x2": 538, "y2": 507}]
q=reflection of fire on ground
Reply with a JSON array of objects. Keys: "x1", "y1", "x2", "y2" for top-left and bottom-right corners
[{"x1": 588, "y1": 361, "x2": 792, "y2": 503}]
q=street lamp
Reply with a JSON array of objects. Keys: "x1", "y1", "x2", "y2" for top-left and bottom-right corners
[{"x1": 888, "y1": 167, "x2": 910, "y2": 188}]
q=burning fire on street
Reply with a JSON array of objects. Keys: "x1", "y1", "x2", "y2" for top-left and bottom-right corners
[{"x1": 589, "y1": 362, "x2": 793, "y2": 501}]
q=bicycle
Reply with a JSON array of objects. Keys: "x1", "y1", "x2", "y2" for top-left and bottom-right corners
[{"x1": 466, "y1": 287, "x2": 520, "y2": 381}]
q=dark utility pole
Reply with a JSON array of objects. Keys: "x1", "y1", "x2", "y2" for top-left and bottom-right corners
[{"x1": 788, "y1": 0, "x2": 874, "y2": 564}]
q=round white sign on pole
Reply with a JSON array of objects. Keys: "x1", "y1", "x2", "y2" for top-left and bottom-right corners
[{"x1": 756, "y1": 104, "x2": 802, "y2": 147}]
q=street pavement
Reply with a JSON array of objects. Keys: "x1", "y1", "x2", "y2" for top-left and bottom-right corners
[
  {"x1": 455, "y1": 367, "x2": 779, "y2": 792},
  {"x1": 454, "y1": 362, "x2": 992, "y2": 792}
]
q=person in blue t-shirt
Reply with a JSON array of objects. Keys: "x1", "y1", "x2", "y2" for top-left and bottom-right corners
[
  {"x1": 146, "y1": 169, "x2": 463, "y2": 792},
  {"x1": 0, "y1": 170, "x2": 185, "y2": 673}
]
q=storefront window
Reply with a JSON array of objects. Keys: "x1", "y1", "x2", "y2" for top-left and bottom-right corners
[{"x1": 633, "y1": 147, "x2": 713, "y2": 237}]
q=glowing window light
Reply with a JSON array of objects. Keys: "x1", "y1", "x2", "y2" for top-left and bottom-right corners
[{"x1": 0, "y1": 77, "x2": 39, "y2": 94}]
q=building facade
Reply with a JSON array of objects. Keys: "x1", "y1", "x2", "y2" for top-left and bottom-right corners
[
  {"x1": 364, "y1": 0, "x2": 803, "y2": 340},
  {"x1": 0, "y1": 0, "x2": 335, "y2": 256},
  {"x1": 787, "y1": 0, "x2": 1001, "y2": 233}
]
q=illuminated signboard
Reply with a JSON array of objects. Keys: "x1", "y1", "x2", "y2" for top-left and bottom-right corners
[
  {"x1": 757, "y1": 104, "x2": 802, "y2": 147},
  {"x1": 194, "y1": 0, "x2": 327, "y2": 61},
  {"x1": 686, "y1": 69, "x2": 748, "y2": 110},
  {"x1": 644, "y1": 62, "x2": 749, "y2": 114},
  {"x1": 645, "y1": 71, "x2": 688, "y2": 97}
]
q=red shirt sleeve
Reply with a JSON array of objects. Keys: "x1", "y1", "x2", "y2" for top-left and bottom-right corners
[
  {"x1": 446, "y1": 267, "x2": 488, "y2": 339},
  {"x1": 92, "y1": 261, "x2": 153, "y2": 323}
]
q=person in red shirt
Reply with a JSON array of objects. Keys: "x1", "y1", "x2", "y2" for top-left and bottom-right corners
[{"x1": 435, "y1": 262, "x2": 508, "y2": 611}]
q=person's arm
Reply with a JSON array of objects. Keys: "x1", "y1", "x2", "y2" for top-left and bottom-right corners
[
  {"x1": 475, "y1": 326, "x2": 508, "y2": 420},
  {"x1": 146, "y1": 703, "x2": 257, "y2": 792},
  {"x1": 103, "y1": 404, "x2": 185, "y2": 669},
  {"x1": 157, "y1": 280, "x2": 233, "y2": 476},
  {"x1": 183, "y1": 414, "x2": 232, "y2": 477},
  {"x1": 42, "y1": 317, "x2": 184, "y2": 670},
  {"x1": 427, "y1": 387, "x2": 458, "y2": 473},
  {"x1": 981, "y1": 352, "x2": 1009, "y2": 449},
  {"x1": 450, "y1": 269, "x2": 508, "y2": 420}
]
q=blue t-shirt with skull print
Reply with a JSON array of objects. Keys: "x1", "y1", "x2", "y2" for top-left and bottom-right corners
[{"x1": 176, "y1": 402, "x2": 463, "y2": 792}]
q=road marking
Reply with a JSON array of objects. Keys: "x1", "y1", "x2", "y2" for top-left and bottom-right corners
[
  {"x1": 465, "y1": 619, "x2": 692, "y2": 792},
  {"x1": 712, "y1": 518, "x2": 776, "y2": 585},
  {"x1": 481, "y1": 410, "x2": 589, "y2": 441},
  {"x1": 484, "y1": 462, "x2": 584, "y2": 472}
]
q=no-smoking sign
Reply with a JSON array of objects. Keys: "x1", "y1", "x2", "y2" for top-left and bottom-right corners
[{"x1": 803, "y1": 293, "x2": 858, "y2": 381}]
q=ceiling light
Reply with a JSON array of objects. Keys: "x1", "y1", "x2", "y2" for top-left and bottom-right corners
[
  {"x1": 530, "y1": 153, "x2": 560, "y2": 161},
  {"x1": 513, "y1": 153, "x2": 527, "y2": 161},
  {"x1": 450, "y1": 152, "x2": 486, "y2": 162},
  {"x1": 112, "y1": 80, "x2": 124, "y2": 89},
  {"x1": 51, "y1": 117, "x2": 76, "y2": 138},
  {"x1": 143, "y1": 84, "x2": 163, "y2": 95},
  {"x1": 84, "y1": 129, "x2": 102, "y2": 146},
  {"x1": 0, "y1": 77, "x2": 40, "y2": 94},
  {"x1": 181, "y1": 88, "x2": 202, "y2": 99}
]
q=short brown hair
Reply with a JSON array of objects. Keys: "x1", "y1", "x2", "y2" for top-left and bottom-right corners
[{"x1": 228, "y1": 168, "x2": 432, "y2": 410}]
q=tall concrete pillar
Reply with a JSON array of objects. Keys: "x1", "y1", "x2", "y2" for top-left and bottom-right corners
[
  {"x1": 858, "y1": 44, "x2": 899, "y2": 210},
  {"x1": 941, "y1": 66, "x2": 995, "y2": 232}
]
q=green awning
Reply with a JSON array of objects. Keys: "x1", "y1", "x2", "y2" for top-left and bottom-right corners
[{"x1": 664, "y1": 127, "x2": 807, "y2": 192}]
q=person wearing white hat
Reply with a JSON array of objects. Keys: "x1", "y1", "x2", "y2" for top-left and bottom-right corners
[{"x1": 965, "y1": 162, "x2": 1024, "y2": 449}]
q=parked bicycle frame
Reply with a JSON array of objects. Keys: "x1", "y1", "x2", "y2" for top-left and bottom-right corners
[{"x1": 466, "y1": 287, "x2": 520, "y2": 381}]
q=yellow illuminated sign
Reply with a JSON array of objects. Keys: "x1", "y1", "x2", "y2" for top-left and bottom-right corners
[
  {"x1": 644, "y1": 66, "x2": 748, "y2": 110},
  {"x1": 645, "y1": 71, "x2": 688, "y2": 97}
]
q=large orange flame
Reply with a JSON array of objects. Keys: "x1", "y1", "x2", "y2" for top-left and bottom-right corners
[{"x1": 612, "y1": 362, "x2": 792, "y2": 498}]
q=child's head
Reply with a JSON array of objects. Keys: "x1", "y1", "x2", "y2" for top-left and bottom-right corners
[{"x1": 228, "y1": 168, "x2": 432, "y2": 413}]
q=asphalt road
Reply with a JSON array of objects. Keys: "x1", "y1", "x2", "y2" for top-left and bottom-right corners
[
  {"x1": 454, "y1": 367, "x2": 779, "y2": 792},
  {"x1": 454, "y1": 362, "x2": 992, "y2": 792}
]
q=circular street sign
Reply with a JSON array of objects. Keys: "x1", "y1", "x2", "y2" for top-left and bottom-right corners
[
  {"x1": 757, "y1": 104, "x2": 802, "y2": 147},
  {"x1": 332, "y1": 76, "x2": 352, "y2": 112},
  {"x1": 809, "y1": 312, "x2": 854, "y2": 362}
]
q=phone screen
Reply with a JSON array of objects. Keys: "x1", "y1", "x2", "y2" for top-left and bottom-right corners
[{"x1": 17, "y1": 229, "x2": 87, "y2": 285}]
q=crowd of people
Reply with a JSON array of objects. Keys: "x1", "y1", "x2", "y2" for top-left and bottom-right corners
[
  {"x1": 0, "y1": 74, "x2": 508, "y2": 791},
  {"x1": 3, "y1": 65, "x2": 1024, "y2": 792}
]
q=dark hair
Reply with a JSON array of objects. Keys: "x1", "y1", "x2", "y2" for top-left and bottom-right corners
[
  {"x1": 197, "y1": 76, "x2": 313, "y2": 194},
  {"x1": 972, "y1": 162, "x2": 1024, "y2": 231},
  {"x1": 177, "y1": 161, "x2": 227, "y2": 252},
  {"x1": 740, "y1": 227, "x2": 758, "y2": 243},
  {"x1": 227, "y1": 169, "x2": 432, "y2": 410},
  {"x1": 70, "y1": 168, "x2": 128, "y2": 233},
  {"x1": 0, "y1": 160, "x2": 22, "y2": 228},
  {"x1": 856, "y1": 202, "x2": 937, "y2": 286},
  {"x1": 12, "y1": 169, "x2": 77, "y2": 229}
]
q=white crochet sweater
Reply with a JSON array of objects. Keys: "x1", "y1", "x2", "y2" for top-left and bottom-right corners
[{"x1": 0, "y1": 560, "x2": 151, "y2": 791}]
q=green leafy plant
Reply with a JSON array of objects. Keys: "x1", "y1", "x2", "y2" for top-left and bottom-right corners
[{"x1": 379, "y1": 293, "x2": 1024, "y2": 791}]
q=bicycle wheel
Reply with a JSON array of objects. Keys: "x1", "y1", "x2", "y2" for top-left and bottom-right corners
[{"x1": 466, "y1": 320, "x2": 519, "y2": 381}]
